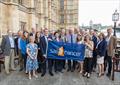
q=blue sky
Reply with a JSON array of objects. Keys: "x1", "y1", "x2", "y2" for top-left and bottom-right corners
[{"x1": 78, "y1": 0, "x2": 120, "y2": 26}]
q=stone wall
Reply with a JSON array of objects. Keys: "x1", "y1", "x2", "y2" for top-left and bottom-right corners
[{"x1": 0, "y1": 0, "x2": 79, "y2": 37}]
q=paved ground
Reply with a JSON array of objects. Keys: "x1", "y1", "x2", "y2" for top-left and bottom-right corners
[{"x1": 0, "y1": 68, "x2": 120, "y2": 85}]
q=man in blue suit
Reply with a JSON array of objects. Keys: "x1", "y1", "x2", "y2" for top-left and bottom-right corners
[{"x1": 40, "y1": 28, "x2": 54, "y2": 77}]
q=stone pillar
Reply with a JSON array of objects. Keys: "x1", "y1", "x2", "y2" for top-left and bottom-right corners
[
  {"x1": 40, "y1": 14, "x2": 44, "y2": 28},
  {"x1": 7, "y1": 4, "x2": 19, "y2": 33},
  {"x1": 29, "y1": 14, "x2": 36, "y2": 30},
  {"x1": 39, "y1": 0, "x2": 44, "y2": 29},
  {"x1": 28, "y1": 0, "x2": 36, "y2": 31}
]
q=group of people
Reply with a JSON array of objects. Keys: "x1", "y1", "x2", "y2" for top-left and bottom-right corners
[{"x1": 0, "y1": 27, "x2": 117, "y2": 80}]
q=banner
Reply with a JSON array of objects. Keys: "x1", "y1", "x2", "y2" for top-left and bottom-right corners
[{"x1": 47, "y1": 41, "x2": 85, "y2": 61}]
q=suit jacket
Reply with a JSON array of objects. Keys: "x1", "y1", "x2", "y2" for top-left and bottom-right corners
[
  {"x1": 1, "y1": 35, "x2": 15, "y2": 56},
  {"x1": 66, "y1": 34, "x2": 77, "y2": 43},
  {"x1": 60, "y1": 34, "x2": 67, "y2": 42},
  {"x1": 96, "y1": 39, "x2": 107, "y2": 57},
  {"x1": 40, "y1": 36, "x2": 48, "y2": 56},
  {"x1": 92, "y1": 35, "x2": 98, "y2": 57},
  {"x1": 48, "y1": 34, "x2": 55, "y2": 40},
  {"x1": 92, "y1": 35, "x2": 98, "y2": 50},
  {"x1": 106, "y1": 35, "x2": 117, "y2": 57}
]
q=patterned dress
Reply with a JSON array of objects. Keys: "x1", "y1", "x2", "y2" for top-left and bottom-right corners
[{"x1": 26, "y1": 43, "x2": 38, "y2": 71}]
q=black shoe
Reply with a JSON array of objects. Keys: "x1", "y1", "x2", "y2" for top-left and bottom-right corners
[
  {"x1": 41, "y1": 73, "x2": 46, "y2": 77},
  {"x1": 49, "y1": 72, "x2": 54, "y2": 76},
  {"x1": 106, "y1": 73, "x2": 111, "y2": 78},
  {"x1": 37, "y1": 69, "x2": 41, "y2": 73},
  {"x1": 55, "y1": 70, "x2": 58, "y2": 73},
  {"x1": 59, "y1": 70, "x2": 64, "y2": 73},
  {"x1": 19, "y1": 68, "x2": 23, "y2": 71},
  {"x1": 67, "y1": 69, "x2": 70, "y2": 72},
  {"x1": 63, "y1": 67, "x2": 66, "y2": 70},
  {"x1": 71, "y1": 68, "x2": 75, "y2": 72}
]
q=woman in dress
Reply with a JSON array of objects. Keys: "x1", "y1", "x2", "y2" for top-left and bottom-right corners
[
  {"x1": 26, "y1": 35, "x2": 38, "y2": 79},
  {"x1": 76, "y1": 34, "x2": 84, "y2": 74},
  {"x1": 83, "y1": 34, "x2": 94, "y2": 78},
  {"x1": 96, "y1": 33, "x2": 107, "y2": 77},
  {"x1": 35, "y1": 31, "x2": 42, "y2": 73}
]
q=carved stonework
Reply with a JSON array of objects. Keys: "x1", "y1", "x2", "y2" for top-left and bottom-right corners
[{"x1": 0, "y1": 0, "x2": 78, "y2": 34}]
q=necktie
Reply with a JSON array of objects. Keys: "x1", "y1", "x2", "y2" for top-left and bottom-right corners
[
  {"x1": 45, "y1": 36, "x2": 48, "y2": 56},
  {"x1": 71, "y1": 34, "x2": 73, "y2": 43}
]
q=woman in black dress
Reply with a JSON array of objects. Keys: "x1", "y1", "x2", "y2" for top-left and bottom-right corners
[{"x1": 35, "y1": 31, "x2": 42, "y2": 73}]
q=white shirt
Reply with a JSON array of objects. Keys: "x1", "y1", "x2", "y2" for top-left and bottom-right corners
[
  {"x1": 44, "y1": 36, "x2": 48, "y2": 57},
  {"x1": 77, "y1": 41, "x2": 83, "y2": 44},
  {"x1": 18, "y1": 37, "x2": 21, "y2": 50},
  {"x1": 106, "y1": 35, "x2": 111, "y2": 46},
  {"x1": 96, "y1": 40, "x2": 102, "y2": 49},
  {"x1": 9, "y1": 36, "x2": 15, "y2": 48}
]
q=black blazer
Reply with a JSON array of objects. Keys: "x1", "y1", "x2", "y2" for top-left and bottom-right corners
[
  {"x1": 96, "y1": 39, "x2": 107, "y2": 57},
  {"x1": 40, "y1": 36, "x2": 48, "y2": 56}
]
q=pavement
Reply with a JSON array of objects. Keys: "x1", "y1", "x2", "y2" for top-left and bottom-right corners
[{"x1": 0, "y1": 68, "x2": 120, "y2": 85}]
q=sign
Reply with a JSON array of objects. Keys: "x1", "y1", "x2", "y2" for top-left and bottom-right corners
[{"x1": 47, "y1": 41, "x2": 85, "y2": 61}]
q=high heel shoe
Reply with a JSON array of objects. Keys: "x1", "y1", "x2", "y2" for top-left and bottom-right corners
[
  {"x1": 29, "y1": 75, "x2": 32, "y2": 80},
  {"x1": 80, "y1": 70, "x2": 83, "y2": 74},
  {"x1": 98, "y1": 73, "x2": 102, "y2": 77},
  {"x1": 83, "y1": 72, "x2": 88, "y2": 77},
  {"x1": 87, "y1": 73, "x2": 90, "y2": 78},
  {"x1": 33, "y1": 74, "x2": 38, "y2": 78}
]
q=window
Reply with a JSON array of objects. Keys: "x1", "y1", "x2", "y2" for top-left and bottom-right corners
[
  {"x1": 36, "y1": 24, "x2": 38, "y2": 30},
  {"x1": 60, "y1": 0, "x2": 64, "y2": 9},
  {"x1": 67, "y1": 0, "x2": 73, "y2": 6},
  {"x1": 60, "y1": 15, "x2": 64, "y2": 23},
  {"x1": 67, "y1": 15, "x2": 73, "y2": 23},
  {"x1": 20, "y1": 21, "x2": 26, "y2": 31},
  {"x1": 18, "y1": 0, "x2": 23, "y2": 5}
]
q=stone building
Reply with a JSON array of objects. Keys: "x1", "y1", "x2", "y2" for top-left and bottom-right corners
[
  {"x1": 0, "y1": 0, "x2": 78, "y2": 36},
  {"x1": 59, "y1": 0, "x2": 78, "y2": 29}
]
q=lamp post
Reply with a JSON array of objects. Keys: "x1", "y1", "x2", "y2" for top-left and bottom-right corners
[{"x1": 112, "y1": 10, "x2": 119, "y2": 36}]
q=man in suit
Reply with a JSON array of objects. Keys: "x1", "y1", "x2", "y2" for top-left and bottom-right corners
[
  {"x1": 17, "y1": 30, "x2": 23, "y2": 71},
  {"x1": 49, "y1": 29, "x2": 55, "y2": 40},
  {"x1": 60, "y1": 29, "x2": 67, "y2": 70},
  {"x1": 90, "y1": 29, "x2": 98, "y2": 72},
  {"x1": 66, "y1": 28, "x2": 77, "y2": 72},
  {"x1": 1, "y1": 29, "x2": 16, "y2": 74},
  {"x1": 40, "y1": 28, "x2": 54, "y2": 77},
  {"x1": 31, "y1": 28, "x2": 36, "y2": 37},
  {"x1": 105, "y1": 28, "x2": 117, "y2": 77}
]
